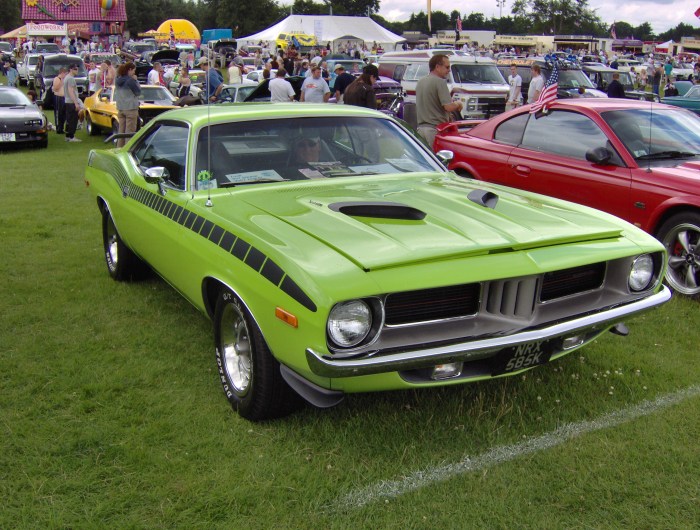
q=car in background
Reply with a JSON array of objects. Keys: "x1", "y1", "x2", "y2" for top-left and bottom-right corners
[
  {"x1": 34, "y1": 42, "x2": 61, "y2": 54},
  {"x1": 661, "y1": 83, "x2": 700, "y2": 114},
  {"x1": 582, "y1": 64, "x2": 659, "y2": 102},
  {"x1": 672, "y1": 62, "x2": 694, "y2": 81},
  {"x1": 121, "y1": 41, "x2": 158, "y2": 61},
  {"x1": 84, "y1": 104, "x2": 669, "y2": 421},
  {"x1": 39, "y1": 54, "x2": 88, "y2": 109},
  {"x1": 0, "y1": 41, "x2": 14, "y2": 62},
  {"x1": 83, "y1": 85, "x2": 177, "y2": 136},
  {"x1": 168, "y1": 68, "x2": 207, "y2": 98},
  {"x1": 615, "y1": 58, "x2": 642, "y2": 72},
  {"x1": 216, "y1": 82, "x2": 258, "y2": 103},
  {"x1": 242, "y1": 76, "x2": 307, "y2": 102},
  {"x1": 496, "y1": 57, "x2": 606, "y2": 101},
  {"x1": 82, "y1": 52, "x2": 122, "y2": 67},
  {"x1": 434, "y1": 98, "x2": 700, "y2": 297},
  {"x1": 135, "y1": 49, "x2": 180, "y2": 83},
  {"x1": 16, "y1": 53, "x2": 42, "y2": 86},
  {"x1": 0, "y1": 86, "x2": 48, "y2": 148},
  {"x1": 246, "y1": 69, "x2": 274, "y2": 83}
]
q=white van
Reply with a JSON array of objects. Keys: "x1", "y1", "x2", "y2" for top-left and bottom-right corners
[{"x1": 378, "y1": 50, "x2": 509, "y2": 119}]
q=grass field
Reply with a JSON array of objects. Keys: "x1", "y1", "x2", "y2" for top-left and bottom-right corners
[{"x1": 1, "y1": 115, "x2": 699, "y2": 527}]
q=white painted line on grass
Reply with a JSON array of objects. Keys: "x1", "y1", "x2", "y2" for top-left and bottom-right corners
[{"x1": 332, "y1": 385, "x2": 700, "y2": 511}]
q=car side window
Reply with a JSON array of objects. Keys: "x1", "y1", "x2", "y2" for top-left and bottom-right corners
[
  {"x1": 494, "y1": 113, "x2": 529, "y2": 145},
  {"x1": 520, "y1": 110, "x2": 611, "y2": 160},
  {"x1": 131, "y1": 122, "x2": 189, "y2": 190}
]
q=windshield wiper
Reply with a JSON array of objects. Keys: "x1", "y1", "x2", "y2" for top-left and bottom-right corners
[{"x1": 636, "y1": 150, "x2": 698, "y2": 160}]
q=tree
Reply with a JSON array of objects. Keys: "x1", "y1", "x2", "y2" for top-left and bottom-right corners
[
  {"x1": 511, "y1": 0, "x2": 604, "y2": 35},
  {"x1": 0, "y1": 0, "x2": 21, "y2": 34}
]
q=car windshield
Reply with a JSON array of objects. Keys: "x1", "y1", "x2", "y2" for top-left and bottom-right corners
[
  {"x1": 451, "y1": 64, "x2": 505, "y2": 84},
  {"x1": 44, "y1": 61, "x2": 86, "y2": 77},
  {"x1": 602, "y1": 108, "x2": 700, "y2": 161},
  {"x1": 557, "y1": 69, "x2": 596, "y2": 89},
  {"x1": 0, "y1": 90, "x2": 32, "y2": 106},
  {"x1": 685, "y1": 85, "x2": 700, "y2": 98},
  {"x1": 0, "y1": 42, "x2": 13, "y2": 51},
  {"x1": 139, "y1": 87, "x2": 175, "y2": 102},
  {"x1": 194, "y1": 116, "x2": 444, "y2": 189},
  {"x1": 36, "y1": 43, "x2": 60, "y2": 53}
]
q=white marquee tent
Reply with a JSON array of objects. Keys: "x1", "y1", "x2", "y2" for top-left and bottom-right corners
[{"x1": 237, "y1": 15, "x2": 405, "y2": 51}]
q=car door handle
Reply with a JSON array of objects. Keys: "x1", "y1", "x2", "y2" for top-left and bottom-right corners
[{"x1": 513, "y1": 165, "x2": 531, "y2": 176}]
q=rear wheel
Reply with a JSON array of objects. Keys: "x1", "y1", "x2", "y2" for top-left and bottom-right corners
[
  {"x1": 214, "y1": 289, "x2": 302, "y2": 421},
  {"x1": 657, "y1": 212, "x2": 700, "y2": 298}
]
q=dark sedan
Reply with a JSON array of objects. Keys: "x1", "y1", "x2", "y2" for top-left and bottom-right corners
[
  {"x1": 0, "y1": 86, "x2": 48, "y2": 148},
  {"x1": 434, "y1": 99, "x2": 700, "y2": 297}
]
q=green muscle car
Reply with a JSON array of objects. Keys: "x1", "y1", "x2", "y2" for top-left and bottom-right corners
[{"x1": 85, "y1": 104, "x2": 671, "y2": 421}]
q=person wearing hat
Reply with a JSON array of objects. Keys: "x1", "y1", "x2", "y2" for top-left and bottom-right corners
[
  {"x1": 300, "y1": 65, "x2": 330, "y2": 103},
  {"x1": 198, "y1": 56, "x2": 224, "y2": 102},
  {"x1": 332, "y1": 64, "x2": 355, "y2": 103}
]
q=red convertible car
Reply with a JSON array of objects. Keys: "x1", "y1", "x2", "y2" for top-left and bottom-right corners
[{"x1": 434, "y1": 99, "x2": 700, "y2": 297}]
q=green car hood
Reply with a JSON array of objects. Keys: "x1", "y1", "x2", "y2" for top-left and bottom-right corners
[{"x1": 231, "y1": 175, "x2": 624, "y2": 271}]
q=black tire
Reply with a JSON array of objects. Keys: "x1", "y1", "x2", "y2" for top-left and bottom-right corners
[
  {"x1": 657, "y1": 211, "x2": 700, "y2": 298},
  {"x1": 214, "y1": 289, "x2": 302, "y2": 421},
  {"x1": 102, "y1": 207, "x2": 144, "y2": 281},
  {"x1": 86, "y1": 114, "x2": 100, "y2": 136}
]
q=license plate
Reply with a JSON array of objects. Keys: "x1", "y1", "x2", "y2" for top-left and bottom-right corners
[
  {"x1": 0, "y1": 133, "x2": 16, "y2": 142},
  {"x1": 491, "y1": 340, "x2": 553, "y2": 376}
]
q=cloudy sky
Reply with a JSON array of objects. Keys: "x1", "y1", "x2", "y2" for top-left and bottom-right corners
[{"x1": 377, "y1": 0, "x2": 700, "y2": 34}]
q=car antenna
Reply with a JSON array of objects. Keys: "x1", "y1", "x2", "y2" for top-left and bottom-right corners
[
  {"x1": 205, "y1": 46, "x2": 214, "y2": 207},
  {"x1": 646, "y1": 96, "x2": 653, "y2": 173}
]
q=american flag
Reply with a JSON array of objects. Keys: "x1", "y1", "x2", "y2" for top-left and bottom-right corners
[
  {"x1": 457, "y1": 16, "x2": 462, "y2": 32},
  {"x1": 530, "y1": 62, "x2": 559, "y2": 114},
  {"x1": 610, "y1": 22, "x2": 617, "y2": 39}
]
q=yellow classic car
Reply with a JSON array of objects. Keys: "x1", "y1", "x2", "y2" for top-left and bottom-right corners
[{"x1": 83, "y1": 85, "x2": 178, "y2": 136}]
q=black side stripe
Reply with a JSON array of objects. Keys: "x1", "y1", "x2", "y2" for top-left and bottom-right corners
[{"x1": 89, "y1": 152, "x2": 317, "y2": 312}]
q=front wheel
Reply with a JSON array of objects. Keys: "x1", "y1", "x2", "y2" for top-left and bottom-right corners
[
  {"x1": 657, "y1": 212, "x2": 700, "y2": 298},
  {"x1": 86, "y1": 114, "x2": 100, "y2": 136},
  {"x1": 102, "y1": 207, "x2": 144, "y2": 281},
  {"x1": 214, "y1": 289, "x2": 301, "y2": 421}
]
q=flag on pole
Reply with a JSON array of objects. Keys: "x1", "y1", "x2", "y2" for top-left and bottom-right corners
[
  {"x1": 169, "y1": 22, "x2": 176, "y2": 49},
  {"x1": 695, "y1": 5, "x2": 700, "y2": 17},
  {"x1": 610, "y1": 22, "x2": 617, "y2": 39},
  {"x1": 530, "y1": 62, "x2": 559, "y2": 114},
  {"x1": 457, "y1": 16, "x2": 462, "y2": 32}
]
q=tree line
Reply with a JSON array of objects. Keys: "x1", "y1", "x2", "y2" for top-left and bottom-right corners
[{"x1": 0, "y1": 0, "x2": 697, "y2": 45}]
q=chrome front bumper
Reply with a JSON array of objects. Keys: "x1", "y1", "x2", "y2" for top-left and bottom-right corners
[{"x1": 305, "y1": 286, "x2": 671, "y2": 378}]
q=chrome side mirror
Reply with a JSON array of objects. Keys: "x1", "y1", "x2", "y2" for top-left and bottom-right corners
[
  {"x1": 436, "y1": 150, "x2": 454, "y2": 164},
  {"x1": 144, "y1": 166, "x2": 168, "y2": 195}
]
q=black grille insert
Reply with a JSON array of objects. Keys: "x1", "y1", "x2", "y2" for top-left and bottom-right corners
[
  {"x1": 384, "y1": 283, "x2": 480, "y2": 325},
  {"x1": 541, "y1": 262, "x2": 606, "y2": 302}
]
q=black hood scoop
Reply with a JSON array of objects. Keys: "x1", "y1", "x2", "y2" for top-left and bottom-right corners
[{"x1": 329, "y1": 201, "x2": 426, "y2": 220}]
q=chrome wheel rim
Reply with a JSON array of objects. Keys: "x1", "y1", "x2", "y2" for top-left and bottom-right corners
[
  {"x1": 663, "y1": 222, "x2": 700, "y2": 296},
  {"x1": 220, "y1": 303, "x2": 252, "y2": 395},
  {"x1": 106, "y1": 217, "x2": 119, "y2": 269}
]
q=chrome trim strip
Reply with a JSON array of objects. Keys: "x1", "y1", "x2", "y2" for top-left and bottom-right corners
[{"x1": 305, "y1": 286, "x2": 671, "y2": 378}]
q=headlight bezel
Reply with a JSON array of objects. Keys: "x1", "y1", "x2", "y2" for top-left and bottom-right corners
[
  {"x1": 326, "y1": 297, "x2": 384, "y2": 352},
  {"x1": 628, "y1": 253, "x2": 656, "y2": 292}
]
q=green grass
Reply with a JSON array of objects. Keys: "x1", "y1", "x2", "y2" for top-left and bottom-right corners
[{"x1": 1, "y1": 109, "x2": 699, "y2": 528}]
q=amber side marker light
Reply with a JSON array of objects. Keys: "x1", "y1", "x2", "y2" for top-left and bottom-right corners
[{"x1": 275, "y1": 307, "x2": 298, "y2": 328}]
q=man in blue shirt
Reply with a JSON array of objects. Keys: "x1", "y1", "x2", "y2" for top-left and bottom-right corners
[{"x1": 198, "y1": 56, "x2": 223, "y2": 102}]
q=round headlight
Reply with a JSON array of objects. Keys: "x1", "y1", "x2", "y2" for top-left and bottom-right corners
[
  {"x1": 328, "y1": 300, "x2": 372, "y2": 348},
  {"x1": 629, "y1": 254, "x2": 654, "y2": 291}
]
